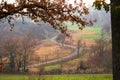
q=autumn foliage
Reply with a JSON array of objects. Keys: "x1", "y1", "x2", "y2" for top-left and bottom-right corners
[{"x1": 0, "y1": 0, "x2": 90, "y2": 35}]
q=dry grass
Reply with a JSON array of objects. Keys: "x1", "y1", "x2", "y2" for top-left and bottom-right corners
[
  {"x1": 71, "y1": 30, "x2": 96, "y2": 46},
  {"x1": 29, "y1": 40, "x2": 74, "y2": 64},
  {"x1": 28, "y1": 40, "x2": 74, "y2": 73}
]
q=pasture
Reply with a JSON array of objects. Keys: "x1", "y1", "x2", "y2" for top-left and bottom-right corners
[{"x1": 0, "y1": 74, "x2": 112, "y2": 80}]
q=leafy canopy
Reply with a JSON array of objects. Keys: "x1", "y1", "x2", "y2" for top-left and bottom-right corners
[{"x1": 0, "y1": 0, "x2": 90, "y2": 35}]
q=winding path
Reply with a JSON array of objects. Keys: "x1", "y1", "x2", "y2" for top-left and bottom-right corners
[{"x1": 27, "y1": 36, "x2": 78, "y2": 68}]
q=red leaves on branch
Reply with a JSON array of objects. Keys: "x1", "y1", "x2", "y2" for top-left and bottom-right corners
[
  {"x1": 0, "y1": 0, "x2": 90, "y2": 36},
  {"x1": 69, "y1": 4, "x2": 73, "y2": 9}
]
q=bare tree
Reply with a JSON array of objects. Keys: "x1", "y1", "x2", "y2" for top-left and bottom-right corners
[
  {"x1": 21, "y1": 32, "x2": 38, "y2": 72},
  {"x1": 3, "y1": 37, "x2": 19, "y2": 72}
]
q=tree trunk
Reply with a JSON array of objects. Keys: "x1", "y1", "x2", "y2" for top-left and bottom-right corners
[
  {"x1": 111, "y1": 0, "x2": 120, "y2": 80},
  {"x1": 77, "y1": 40, "x2": 81, "y2": 57},
  {"x1": 9, "y1": 52, "x2": 15, "y2": 72},
  {"x1": 23, "y1": 56, "x2": 27, "y2": 72}
]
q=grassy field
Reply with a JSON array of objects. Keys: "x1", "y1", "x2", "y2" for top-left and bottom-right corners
[
  {"x1": 0, "y1": 74, "x2": 112, "y2": 80},
  {"x1": 66, "y1": 21, "x2": 102, "y2": 40},
  {"x1": 79, "y1": 27, "x2": 101, "y2": 40},
  {"x1": 45, "y1": 64, "x2": 60, "y2": 71}
]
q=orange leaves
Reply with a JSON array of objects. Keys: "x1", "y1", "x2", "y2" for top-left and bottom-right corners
[
  {"x1": 62, "y1": 0, "x2": 65, "y2": 3},
  {"x1": 69, "y1": 4, "x2": 73, "y2": 9},
  {"x1": 65, "y1": 15, "x2": 70, "y2": 20},
  {"x1": 83, "y1": 7, "x2": 89, "y2": 14},
  {"x1": 3, "y1": 2, "x2": 15, "y2": 12},
  {"x1": 60, "y1": 26, "x2": 68, "y2": 33},
  {"x1": 0, "y1": 0, "x2": 91, "y2": 34},
  {"x1": 39, "y1": 0, "x2": 48, "y2": 6},
  {"x1": 57, "y1": 4, "x2": 62, "y2": 9},
  {"x1": 63, "y1": 4, "x2": 67, "y2": 9},
  {"x1": 92, "y1": 0, "x2": 103, "y2": 10},
  {"x1": 27, "y1": 8, "x2": 31, "y2": 12},
  {"x1": 49, "y1": 18, "x2": 54, "y2": 24},
  {"x1": 39, "y1": 10, "x2": 44, "y2": 14}
]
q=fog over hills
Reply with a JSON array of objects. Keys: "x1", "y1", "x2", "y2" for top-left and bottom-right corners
[{"x1": 0, "y1": 18, "x2": 59, "y2": 40}]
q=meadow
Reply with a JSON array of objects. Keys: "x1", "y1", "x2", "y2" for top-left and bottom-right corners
[
  {"x1": 0, "y1": 74, "x2": 112, "y2": 80},
  {"x1": 69, "y1": 25, "x2": 102, "y2": 40},
  {"x1": 0, "y1": 22, "x2": 112, "y2": 80}
]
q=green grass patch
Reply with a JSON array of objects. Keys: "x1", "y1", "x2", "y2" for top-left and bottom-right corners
[
  {"x1": 45, "y1": 74, "x2": 113, "y2": 80},
  {"x1": 66, "y1": 21, "x2": 100, "y2": 31},
  {"x1": 79, "y1": 27, "x2": 102, "y2": 40},
  {"x1": 80, "y1": 33, "x2": 101, "y2": 40},
  {"x1": 0, "y1": 75, "x2": 28, "y2": 80},
  {"x1": 0, "y1": 74, "x2": 112, "y2": 80},
  {"x1": 68, "y1": 52, "x2": 90, "y2": 64},
  {"x1": 44, "y1": 64, "x2": 60, "y2": 71},
  {"x1": 68, "y1": 57, "x2": 83, "y2": 64},
  {"x1": 67, "y1": 24, "x2": 79, "y2": 30}
]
